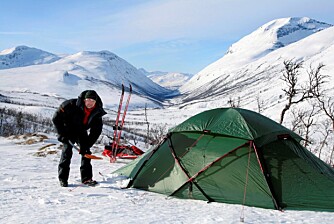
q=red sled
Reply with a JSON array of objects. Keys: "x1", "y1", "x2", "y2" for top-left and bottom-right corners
[{"x1": 102, "y1": 144, "x2": 144, "y2": 160}]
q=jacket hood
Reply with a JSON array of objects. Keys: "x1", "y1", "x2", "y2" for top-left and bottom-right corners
[{"x1": 76, "y1": 90, "x2": 104, "y2": 110}]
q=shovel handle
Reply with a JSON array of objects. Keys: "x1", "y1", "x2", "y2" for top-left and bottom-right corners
[{"x1": 68, "y1": 140, "x2": 103, "y2": 160}]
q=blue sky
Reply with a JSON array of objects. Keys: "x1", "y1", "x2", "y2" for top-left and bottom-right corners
[{"x1": 1, "y1": 0, "x2": 334, "y2": 74}]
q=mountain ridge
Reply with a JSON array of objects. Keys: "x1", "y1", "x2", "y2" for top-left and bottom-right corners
[
  {"x1": 0, "y1": 45, "x2": 60, "y2": 69},
  {"x1": 139, "y1": 68, "x2": 193, "y2": 90},
  {"x1": 0, "y1": 16, "x2": 333, "y2": 163},
  {"x1": 0, "y1": 46, "x2": 173, "y2": 108},
  {"x1": 180, "y1": 17, "x2": 332, "y2": 93}
]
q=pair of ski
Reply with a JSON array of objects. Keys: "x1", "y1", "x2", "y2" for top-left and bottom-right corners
[{"x1": 109, "y1": 84, "x2": 132, "y2": 163}]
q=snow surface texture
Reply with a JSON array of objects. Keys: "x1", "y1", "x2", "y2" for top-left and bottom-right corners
[{"x1": 1, "y1": 135, "x2": 333, "y2": 224}]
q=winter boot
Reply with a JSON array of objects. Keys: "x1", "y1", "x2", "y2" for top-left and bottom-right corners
[
  {"x1": 59, "y1": 180, "x2": 68, "y2": 187},
  {"x1": 84, "y1": 179, "x2": 98, "y2": 187}
]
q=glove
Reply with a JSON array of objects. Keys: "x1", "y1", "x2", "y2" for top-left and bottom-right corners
[
  {"x1": 79, "y1": 149, "x2": 91, "y2": 155},
  {"x1": 79, "y1": 150, "x2": 86, "y2": 155},
  {"x1": 57, "y1": 136, "x2": 68, "y2": 143}
]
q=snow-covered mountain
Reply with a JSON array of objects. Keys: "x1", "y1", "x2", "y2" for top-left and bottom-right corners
[
  {"x1": 180, "y1": 17, "x2": 332, "y2": 93},
  {"x1": 0, "y1": 17, "x2": 333, "y2": 163},
  {"x1": 177, "y1": 17, "x2": 334, "y2": 111},
  {"x1": 0, "y1": 47, "x2": 173, "y2": 109},
  {"x1": 0, "y1": 45, "x2": 60, "y2": 69},
  {"x1": 179, "y1": 24, "x2": 334, "y2": 108},
  {"x1": 178, "y1": 17, "x2": 334, "y2": 109},
  {"x1": 139, "y1": 68, "x2": 192, "y2": 90},
  {"x1": 53, "y1": 51, "x2": 172, "y2": 98},
  {"x1": 173, "y1": 17, "x2": 334, "y2": 162}
]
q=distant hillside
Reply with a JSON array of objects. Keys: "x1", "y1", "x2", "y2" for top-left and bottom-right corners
[
  {"x1": 173, "y1": 17, "x2": 334, "y2": 163},
  {"x1": 0, "y1": 46, "x2": 173, "y2": 109},
  {"x1": 0, "y1": 17, "x2": 333, "y2": 164},
  {"x1": 139, "y1": 68, "x2": 192, "y2": 91},
  {"x1": 181, "y1": 17, "x2": 332, "y2": 93},
  {"x1": 0, "y1": 45, "x2": 60, "y2": 69}
]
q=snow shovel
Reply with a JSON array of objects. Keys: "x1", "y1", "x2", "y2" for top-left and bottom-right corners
[{"x1": 69, "y1": 140, "x2": 103, "y2": 160}]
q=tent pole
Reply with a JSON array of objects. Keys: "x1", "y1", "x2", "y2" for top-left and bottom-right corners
[
  {"x1": 170, "y1": 141, "x2": 250, "y2": 201},
  {"x1": 240, "y1": 143, "x2": 252, "y2": 222},
  {"x1": 125, "y1": 136, "x2": 167, "y2": 188},
  {"x1": 167, "y1": 134, "x2": 214, "y2": 202},
  {"x1": 153, "y1": 133, "x2": 207, "y2": 185},
  {"x1": 252, "y1": 142, "x2": 282, "y2": 210}
]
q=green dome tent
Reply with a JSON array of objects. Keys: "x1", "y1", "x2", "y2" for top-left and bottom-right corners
[{"x1": 115, "y1": 108, "x2": 334, "y2": 211}]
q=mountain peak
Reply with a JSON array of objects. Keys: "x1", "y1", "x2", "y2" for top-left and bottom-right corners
[
  {"x1": 0, "y1": 45, "x2": 30, "y2": 55},
  {"x1": 181, "y1": 17, "x2": 332, "y2": 93},
  {"x1": 226, "y1": 17, "x2": 332, "y2": 57},
  {"x1": 0, "y1": 45, "x2": 60, "y2": 69},
  {"x1": 259, "y1": 17, "x2": 332, "y2": 47}
]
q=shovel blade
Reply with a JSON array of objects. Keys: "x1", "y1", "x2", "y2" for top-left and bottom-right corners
[{"x1": 84, "y1": 154, "x2": 103, "y2": 160}]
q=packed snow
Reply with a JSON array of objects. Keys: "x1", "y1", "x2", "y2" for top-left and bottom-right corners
[{"x1": 1, "y1": 134, "x2": 333, "y2": 224}]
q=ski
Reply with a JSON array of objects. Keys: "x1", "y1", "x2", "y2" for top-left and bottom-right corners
[
  {"x1": 102, "y1": 85, "x2": 138, "y2": 162},
  {"x1": 110, "y1": 84, "x2": 132, "y2": 163},
  {"x1": 111, "y1": 84, "x2": 125, "y2": 159},
  {"x1": 114, "y1": 84, "x2": 132, "y2": 156}
]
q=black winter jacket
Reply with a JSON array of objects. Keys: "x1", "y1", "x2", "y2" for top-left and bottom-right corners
[{"x1": 52, "y1": 91, "x2": 107, "y2": 152}]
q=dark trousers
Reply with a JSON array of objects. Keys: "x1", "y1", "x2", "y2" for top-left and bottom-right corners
[{"x1": 58, "y1": 142, "x2": 93, "y2": 183}]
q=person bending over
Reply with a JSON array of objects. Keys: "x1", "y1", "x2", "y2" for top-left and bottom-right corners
[{"x1": 53, "y1": 90, "x2": 106, "y2": 187}]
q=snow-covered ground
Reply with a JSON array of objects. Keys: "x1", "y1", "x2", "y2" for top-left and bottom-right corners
[{"x1": 1, "y1": 134, "x2": 333, "y2": 224}]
